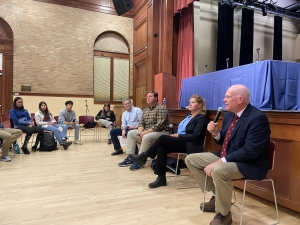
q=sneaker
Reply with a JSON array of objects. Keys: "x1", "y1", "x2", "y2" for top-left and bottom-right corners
[
  {"x1": 73, "y1": 140, "x2": 83, "y2": 145},
  {"x1": 1, "y1": 156, "x2": 11, "y2": 162},
  {"x1": 60, "y1": 141, "x2": 73, "y2": 150},
  {"x1": 111, "y1": 149, "x2": 123, "y2": 156},
  {"x1": 129, "y1": 162, "x2": 143, "y2": 171},
  {"x1": 32, "y1": 146, "x2": 37, "y2": 152},
  {"x1": 118, "y1": 157, "x2": 133, "y2": 167}
]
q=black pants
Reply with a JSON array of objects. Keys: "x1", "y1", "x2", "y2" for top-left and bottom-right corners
[
  {"x1": 17, "y1": 125, "x2": 44, "y2": 136},
  {"x1": 145, "y1": 135, "x2": 187, "y2": 177}
]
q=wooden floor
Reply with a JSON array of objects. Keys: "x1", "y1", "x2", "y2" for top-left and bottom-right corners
[{"x1": 1, "y1": 131, "x2": 299, "y2": 225}]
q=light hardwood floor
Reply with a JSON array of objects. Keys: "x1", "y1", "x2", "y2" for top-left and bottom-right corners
[{"x1": 1, "y1": 131, "x2": 299, "y2": 225}]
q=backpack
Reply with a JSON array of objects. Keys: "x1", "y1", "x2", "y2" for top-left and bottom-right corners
[{"x1": 39, "y1": 131, "x2": 58, "y2": 151}]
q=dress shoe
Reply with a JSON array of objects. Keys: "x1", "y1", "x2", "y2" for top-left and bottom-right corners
[
  {"x1": 107, "y1": 139, "x2": 112, "y2": 144},
  {"x1": 111, "y1": 149, "x2": 123, "y2": 156},
  {"x1": 210, "y1": 212, "x2": 232, "y2": 225},
  {"x1": 128, "y1": 153, "x2": 147, "y2": 165},
  {"x1": 200, "y1": 196, "x2": 216, "y2": 212},
  {"x1": 60, "y1": 141, "x2": 73, "y2": 150},
  {"x1": 148, "y1": 176, "x2": 167, "y2": 188}
]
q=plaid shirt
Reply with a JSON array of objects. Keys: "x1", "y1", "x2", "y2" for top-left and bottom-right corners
[{"x1": 138, "y1": 104, "x2": 170, "y2": 132}]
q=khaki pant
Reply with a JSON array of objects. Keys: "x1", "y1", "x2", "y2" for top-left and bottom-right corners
[
  {"x1": 126, "y1": 129, "x2": 168, "y2": 154},
  {"x1": 185, "y1": 152, "x2": 244, "y2": 216},
  {"x1": 97, "y1": 119, "x2": 114, "y2": 139},
  {"x1": 0, "y1": 128, "x2": 23, "y2": 156}
]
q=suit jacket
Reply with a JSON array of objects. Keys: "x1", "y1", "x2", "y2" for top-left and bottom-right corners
[
  {"x1": 215, "y1": 104, "x2": 270, "y2": 180},
  {"x1": 178, "y1": 114, "x2": 208, "y2": 154}
]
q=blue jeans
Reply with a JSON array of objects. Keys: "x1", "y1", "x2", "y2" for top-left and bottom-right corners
[
  {"x1": 59, "y1": 124, "x2": 80, "y2": 140},
  {"x1": 110, "y1": 128, "x2": 138, "y2": 153},
  {"x1": 45, "y1": 125, "x2": 65, "y2": 143}
]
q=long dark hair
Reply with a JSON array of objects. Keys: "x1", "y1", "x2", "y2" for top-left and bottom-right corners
[
  {"x1": 100, "y1": 103, "x2": 112, "y2": 117},
  {"x1": 39, "y1": 101, "x2": 51, "y2": 118},
  {"x1": 13, "y1": 97, "x2": 24, "y2": 110}
]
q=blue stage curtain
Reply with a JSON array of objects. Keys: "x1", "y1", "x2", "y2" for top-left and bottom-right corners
[
  {"x1": 216, "y1": 2, "x2": 234, "y2": 71},
  {"x1": 239, "y1": 8, "x2": 254, "y2": 66}
]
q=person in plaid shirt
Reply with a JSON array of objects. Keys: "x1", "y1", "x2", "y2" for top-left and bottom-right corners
[{"x1": 118, "y1": 90, "x2": 170, "y2": 171}]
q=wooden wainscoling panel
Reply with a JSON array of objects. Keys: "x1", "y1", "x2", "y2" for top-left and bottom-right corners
[
  {"x1": 168, "y1": 109, "x2": 300, "y2": 213},
  {"x1": 133, "y1": 59, "x2": 146, "y2": 108}
]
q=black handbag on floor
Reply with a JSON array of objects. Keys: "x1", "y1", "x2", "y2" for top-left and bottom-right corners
[{"x1": 39, "y1": 131, "x2": 58, "y2": 151}]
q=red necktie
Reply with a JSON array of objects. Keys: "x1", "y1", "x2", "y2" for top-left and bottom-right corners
[{"x1": 220, "y1": 115, "x2": 239, "y2": 158}]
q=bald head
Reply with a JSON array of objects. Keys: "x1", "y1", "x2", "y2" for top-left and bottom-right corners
[{"x1": 224, "y1": 84, "x2": 250, "y2": 113}]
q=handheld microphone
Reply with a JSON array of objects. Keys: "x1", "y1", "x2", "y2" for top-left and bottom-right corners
[{"x1": 213, "y1": 107, "x2": 224, "y2": 123}]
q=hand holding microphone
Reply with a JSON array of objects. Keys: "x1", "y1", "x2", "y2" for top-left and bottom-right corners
[{"x1": 207, "y1": 107, "x2": 223, "y2": 136}]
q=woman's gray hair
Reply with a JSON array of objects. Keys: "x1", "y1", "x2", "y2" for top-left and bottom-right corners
[{"x1": 122, "y1": 98, "x2": 131, "y2": 104}]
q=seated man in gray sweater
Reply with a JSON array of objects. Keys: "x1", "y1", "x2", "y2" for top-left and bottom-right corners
[{"x1": 57, "y1": 100, "x2": 82, "y2": 145}]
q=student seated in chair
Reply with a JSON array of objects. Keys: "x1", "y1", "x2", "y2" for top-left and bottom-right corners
[
  {"x1": 110, "y1": 98, "x2": 142, "y2": 155},
  {"x1": 129, "y1": 94, "x2": 207, "y2": 188},
  {"x1": 35, "y1": 101, "x2": 72, "y2": 150},
  {"x1": 57, "y1": 100, "x2": 82, "y2": 145},
  {"x1": 95, "y1": 103, "x2": 116, "y2": 144},
  {"x1": 0, "y1": 125, "x2": 22, "y2": 161},
  {"x1": 185, "y1": 84, "x2": 270, "y2": 225},
  {"x1": 9, "y1": 97, "x2": 45, "y2": 154}
]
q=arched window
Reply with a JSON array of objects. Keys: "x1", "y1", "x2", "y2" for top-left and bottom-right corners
[{"x1": 94, "y1": 32, "x2": 130, "y2": 103}]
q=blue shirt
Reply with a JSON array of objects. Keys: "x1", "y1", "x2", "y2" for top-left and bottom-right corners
[
  {"x1": 177, "y1": 116, "x2": 192, "y2": 134},
  {"x1": 121, "y1": 106, "x2": 143, "y2": 129}
]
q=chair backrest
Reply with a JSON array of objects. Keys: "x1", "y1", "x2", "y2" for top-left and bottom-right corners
[
  {"x1": 269, "y1": 140, "x2": 276, "y2": 171},
  {"x1": 79, "y1": 115, "x2": 94, "y2": 124}
]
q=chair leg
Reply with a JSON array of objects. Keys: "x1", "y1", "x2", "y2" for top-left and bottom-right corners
[
  {"x1": 174, "y1": 153, "x2": 199, "y2": 190},
  {"x1": 270, "y1": 179, "x2": 280, "y2": 225},
  {"x1": 239, "y1": 180, "x2": 248, "y2": 225},
  {"x1": 202, "y1": 174, "x2": 208, "y2": 212}
]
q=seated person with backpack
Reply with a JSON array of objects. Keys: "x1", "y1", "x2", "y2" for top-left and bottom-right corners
[
  {"x1": 129, "y1": 94, "x2": 207, "y2": 188},
  {"x1": 9, "y1": 97, "x2": 45, "y2": 154},
  {"x1": 35, "y1": 101, "x2": 73, "y2": 150}
]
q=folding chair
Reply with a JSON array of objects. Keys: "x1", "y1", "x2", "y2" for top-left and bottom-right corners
[
  {"x1": 79, "y1": 115, "x2": 97, "y2": 141},
  {"x1": 202, "y1": 140, "x2": 280, "y2": 225}
]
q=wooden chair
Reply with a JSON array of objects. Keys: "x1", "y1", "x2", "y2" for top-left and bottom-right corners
[{"x1": 202, "y1": 140, "x2": 280, "y2": 225}]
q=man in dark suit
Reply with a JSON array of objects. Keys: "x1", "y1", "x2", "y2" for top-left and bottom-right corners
[{"x1": 185, "y1": 84, "x2": 270, "y2": 225}]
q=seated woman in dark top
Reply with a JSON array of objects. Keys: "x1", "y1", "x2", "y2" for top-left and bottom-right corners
[
  {"x1": 129, "y1": 94, "x2": 208, "y2": 188},
  {"x1": 9, "y1": 97, "x2": 45, "y2": 154},
  {"x1": 95, "y1": 103, "x2": 116, "y2": 144}
]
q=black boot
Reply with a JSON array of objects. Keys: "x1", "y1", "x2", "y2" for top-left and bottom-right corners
[
  {"x1": 128, "y1": 152, "x2": 147, "y2": 165},
  {"x1": 21, "y1": 134, "x2": 31, "y2": 154},
  {"x1": 148, "y1": 176, "x2": 167, "y2": 188},
  {"x1": 32, "y1": 134, "x2": 43, "y2": 152},
  {"x1": 60, "y1": 140, "x2": 73, "y2": 150}
]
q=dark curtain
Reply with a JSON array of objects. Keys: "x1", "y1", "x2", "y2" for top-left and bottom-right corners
[
  {"x1": 239, "y1": 8, "x2": 254, "y2": 66},
  {"x1": 216, "y1": 2, "x2": 234, "y2": 71},
  {"x1": 273, "y1": 16, "x2": 282, "y2": 60}
]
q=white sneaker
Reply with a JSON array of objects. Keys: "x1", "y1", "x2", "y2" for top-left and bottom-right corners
[
  {"x1": 1, "y1": 156, "x2": 12, "y2": 162},
  {"x1": 73, "y1": 140, "x2": 83, "y2": 145}
]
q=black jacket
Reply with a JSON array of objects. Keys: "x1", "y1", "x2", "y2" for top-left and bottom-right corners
[
  {"x1": 95, "y1": 110, "x2": 116, "y2": 123},
  {"x1": 178, "y1": 114, "x2": 208, "y2": 154}
]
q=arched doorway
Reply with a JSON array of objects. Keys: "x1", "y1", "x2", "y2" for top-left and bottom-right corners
[{"x1": 0, "y1": 17, "x2": 13, "y2": 114}]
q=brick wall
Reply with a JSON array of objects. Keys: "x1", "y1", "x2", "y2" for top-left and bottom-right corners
[{"x1": 0, "y1": 0, "x2": 133, "y2": 95}]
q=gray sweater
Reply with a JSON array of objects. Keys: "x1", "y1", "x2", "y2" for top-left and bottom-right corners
[{"x1": 58, "y1": 108, "x2": 76, "y2": 124}]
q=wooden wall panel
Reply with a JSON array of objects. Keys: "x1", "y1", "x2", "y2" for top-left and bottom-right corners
[{"x1": 134, "y1": 21, "x2": 147, "y2": 54}]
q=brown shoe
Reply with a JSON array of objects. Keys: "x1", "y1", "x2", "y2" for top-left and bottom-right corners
[
  {"x1": 200, "y1": 196, "x2": 216, "y2": 212},
  {"x1": 107, "y1": 139, "x2": 112, "y2": 144},
  {"x1": 210, "y1": 212, "x2": 232, "y2": 225},
  {"x1": 111, "y1": 149, "x2": 123, "y2": 156}
]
